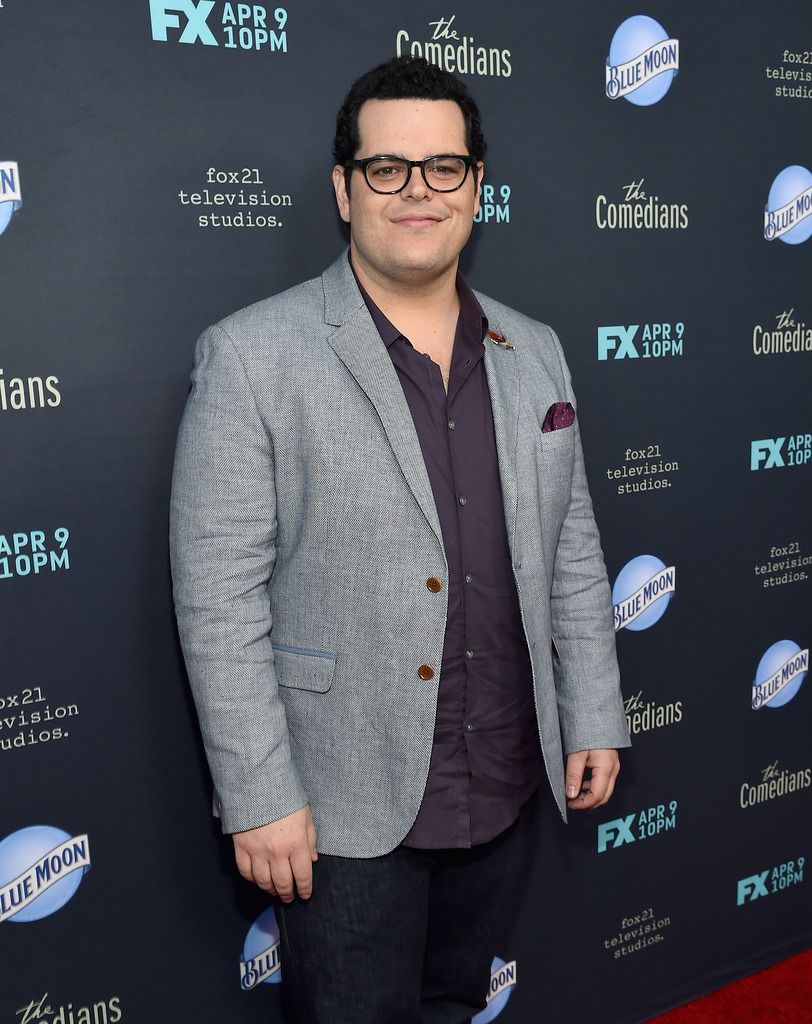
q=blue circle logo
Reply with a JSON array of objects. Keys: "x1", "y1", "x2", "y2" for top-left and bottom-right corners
[
  {"x1": 240, "y1": 906, "x2": 282, "y2": 989},
  {"x1": 612, "y1": 555, "x2": 675, "y2": 632},
  {"x1": 752, "y1": 640, "x2": 808, "y2": 709},
  {"x1": 764, "y1": 166, "x2": 812, "y2": 245},
  {"x1": 605, "y1": 16, "x2": 679, "y2": 106},
  {"x1": 472, "y1": 956, "x2": 517, "y2": 1023},
  {"x1": 0, "y1": 161, "x2": 23, "y2": 237},
  {"x1": 0, "y1": 825, "x2": 91, "y2": 923}
]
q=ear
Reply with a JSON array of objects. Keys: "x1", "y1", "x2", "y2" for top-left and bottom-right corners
[
  {"x1": 332, "y1": 164, "x2": 351, "y2": 224},
  {"x1": 473, "y1": 162, "x2": 484, "y2": 219}
]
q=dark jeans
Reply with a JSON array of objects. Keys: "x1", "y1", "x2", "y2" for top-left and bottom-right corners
[{"x1": 277, "y1": 793, "x2": 538, "y2": 1024}]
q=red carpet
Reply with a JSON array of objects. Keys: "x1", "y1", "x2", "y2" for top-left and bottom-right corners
[{"x1": 647, "y1": 947, "x2": 812, "y2": 1022}]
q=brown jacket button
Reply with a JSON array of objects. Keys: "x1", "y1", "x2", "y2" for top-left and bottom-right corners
[
  {"x1": 426, "y1": 577, "x2": 442, "y2": 592},
  {"x1": 417, "y1": 664, "x2": 435, "y2": 680}
]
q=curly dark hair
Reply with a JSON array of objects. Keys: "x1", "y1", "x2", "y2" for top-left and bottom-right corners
[{"x1": 333, "y1": 56, "x2": 487, "y2": 191}]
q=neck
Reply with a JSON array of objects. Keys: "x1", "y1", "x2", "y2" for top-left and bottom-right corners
[{"x1": 350, "y1": 248, "x2": 460, "y2": 323}]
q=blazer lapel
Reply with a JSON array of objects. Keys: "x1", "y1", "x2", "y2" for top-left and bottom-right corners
[
  {"x1": 322, "y1": 255, "x2": 444, "y2": 550},
  {"x1": 480, "y1": 311, "x2": 521, "y2": 555}
]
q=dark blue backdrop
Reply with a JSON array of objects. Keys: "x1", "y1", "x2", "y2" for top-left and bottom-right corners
[{"x1": 2, "y1": 2, "x2": 811, "y2": 1022}]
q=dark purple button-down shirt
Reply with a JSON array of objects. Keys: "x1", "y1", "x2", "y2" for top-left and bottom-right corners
[{"x1": 355, "y1": 267, "x2": 541, "y2": 848}]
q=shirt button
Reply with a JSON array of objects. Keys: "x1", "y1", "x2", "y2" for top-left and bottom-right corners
[
  {"x1": 465, "y1": 649, "x2": 474, "y2": 659},
  {"x1": 458, "y1": 496, "x2": 467, "y2": 506},
  {"x1": 417, "y1": 664, "x2": 435, "y2": 681},
  {"x1": 465, "y1": 573, "x2": 473, "y2": 584},
  {"x1": 426, "y1": 577, "x2": 443, "y2": 592},
  {"x1": 464, "y1": 722, "x2": 474, "y2": 731},
  {"x1": 448, "y1": 420, "x2": 456, "y2": 430}
]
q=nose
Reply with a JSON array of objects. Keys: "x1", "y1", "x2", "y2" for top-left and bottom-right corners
[{"x1": 401, "y1": 164, "x2": 431, "y2": 200}]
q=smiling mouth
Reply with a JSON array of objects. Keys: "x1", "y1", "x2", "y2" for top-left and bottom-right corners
[{"x1": 392, "y1": 215, "x2": 444, "y2": 226}]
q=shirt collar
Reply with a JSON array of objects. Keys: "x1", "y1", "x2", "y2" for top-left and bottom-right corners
[{"x1": 350, "y1": 254, "x2": 488, "y2": 350}]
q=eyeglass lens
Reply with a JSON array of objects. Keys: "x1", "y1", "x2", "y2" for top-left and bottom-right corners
[{"x1": 365, "y1": 157, "x2": 469, "y2": 193}]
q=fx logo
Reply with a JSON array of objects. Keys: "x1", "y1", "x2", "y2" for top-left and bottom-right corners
[
  {"x1": 597, "y1": 325, "x2": 639, "y2": 360},
  {"x1": 750, "y1": 437, "x2": 785, "y2": 470},
  {"x1": 736, "y1": 871, "x2": 769, "y2": 905},
  {"x1": 149, "y1": 0, "x2": 218, "y2": 44},
  {"x1": 597, "y1": 814, "x2": 635, "y2": 852}
]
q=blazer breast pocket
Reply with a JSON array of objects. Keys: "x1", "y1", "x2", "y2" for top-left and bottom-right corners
[
  {"x1": 533, "y1": 422, "x2": 576, "y2": 508},
  {"x1": 536, "y1": 423, "x2": 576, "y2": 454},
  {"x1": 272, "y1": 643, "x2": 336, "y2": 693}
]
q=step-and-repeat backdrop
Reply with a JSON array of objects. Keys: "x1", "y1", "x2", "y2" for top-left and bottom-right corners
[{"x1": 2, "y1": 2, "x2": 811, "y2": 1022}]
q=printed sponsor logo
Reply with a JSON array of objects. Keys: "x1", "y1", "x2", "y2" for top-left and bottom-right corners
[
  {"x1": 472, "y1": 957, "x2": 517, "y2": 1023},
  {"x1": 605, "y1": 16, "x2": 679, "y2": 106},
  {"x1": 740, "y1": 760, "x2": 812, "y2": 808},
  {"x1": 624, "y1": 690, "x2": 683, "y2": 736},
  {"x1": 605, "y1": 443, "x2": 680, "y2": 497},
  {"x1": 0, "y1": 369, "x2": 61, "y2": 411},
  {"x1": 0, "y1": 161, "x2": 22, "y2": 237},
  {"x1": 597, "y1": 801, "x2": 678, "y2": 853},
  {"x1": 0, "y1": 686, "x2": 80, "y2": 754},
  {"x1": 148, "y1": 1, "x2": 288, "y2": 52},
  {"x1": 16, "y1": 993, "x2": 122, "y2": 1024},
  {"x1": 612, "y1": 555, "x2": 675, "y2": 632},
  {"x1": 395, "y1": 15, "x2": 512, "y2": 78},
  {"x1": 178, "y1": 166, "x2": 292, "y2": 229},
  {"x1": 764, "y1": 48, "x2": 812, "y2": 100},
  {"x1": 0, "y1": 826, "x2": 90, "y2": 923},
  {"x1": 603, "y1": 907, "x2": 671, "y2": 960},
  {"x1": 0, "y1": 528, "x2": 70, "y2": 581},
  {"x1": 241, "y1": 906, "x2": 282, "y2": 989},
  {"x1": 764, "y1": 166, "x2": 812, "y2": 245},
  {"x1": 473, "y1": 183, "x2": 510, "y2": 225},
  {"x1": 598, "y1": 322, "x2": 684, "y2": 360},
  {"x1": 737, "y1": 856, "x2": 804, "y2": 906},
  {"x1": 596, "y1": 178, "x2": 688, "y2": 230},
  {"x1": 752, "y1": 640, "x2": 808, "y2": 709},
  {"x1": 750, "y1": 434, "x2": 812, "y2": 470},
  {"x1": 754, "y1": 540, "x2": 811, "y2": 589},
  {"x1": 752, "y1": 308, "x2": 812, "y2": 355}
]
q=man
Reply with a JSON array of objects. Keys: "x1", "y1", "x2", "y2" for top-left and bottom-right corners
[{"x1": 170, "y1": 56, "x2": 630, "y2": 1023}]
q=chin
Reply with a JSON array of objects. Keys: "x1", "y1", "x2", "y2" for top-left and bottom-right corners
[{"x1": 394, "y1": 247, "x2": 457, "y2": 275}]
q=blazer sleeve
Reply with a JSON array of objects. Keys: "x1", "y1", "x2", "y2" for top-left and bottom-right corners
[
  {"x1": 169, "y1": 323, "x2": 308, "y2": 833},
  {"x1": 545, "y1": 327, "x2": 631, "y2": 755}
]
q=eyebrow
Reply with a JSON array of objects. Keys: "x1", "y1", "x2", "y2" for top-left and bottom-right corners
[{"x1": 356, "y1": 152, "x2": 467, "y2": 162}]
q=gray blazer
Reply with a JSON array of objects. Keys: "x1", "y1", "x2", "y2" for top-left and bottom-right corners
[{"x1": 170, "y1": 251, "x2": 630, "y2": 857}]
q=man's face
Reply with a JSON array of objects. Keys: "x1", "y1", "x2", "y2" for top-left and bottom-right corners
[{"x1": 332, "y1": 98, "x2": 482, "y2": 289}]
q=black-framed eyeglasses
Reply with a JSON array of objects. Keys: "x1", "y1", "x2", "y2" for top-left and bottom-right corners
[{"x1": 345, "y1": 154, "x2": 476, "y2": 194}]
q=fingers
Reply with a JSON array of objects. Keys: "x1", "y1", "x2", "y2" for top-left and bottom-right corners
[
  {"x1": 269, "y1": 855, "x2": 295, "y2": 903},
  {"x1": 567, "y1": 749, "x2": 620, "y2": 811},
  {"x1": 232, "y1": 805, "x2": 317, "y2": 902},
  {"x1": 588, "y1": 755, "x2": 619, "y2": 807},
  {"x1": 289, "y1": 848, "x2": 314, "y2": 901},
  {"x1": 254, "y1": 860, "x2": 278, "y2": 896},
  {"x1": 233, "y1": 843, "x2": 277, "y2": 895}
]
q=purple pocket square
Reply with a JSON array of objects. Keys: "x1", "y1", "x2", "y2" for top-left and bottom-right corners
[{"x1": 541, "y1": 402, "x2": 575, "y2": 432}]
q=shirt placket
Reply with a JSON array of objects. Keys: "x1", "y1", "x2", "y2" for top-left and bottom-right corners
[{"x1": 446, "y1": 344, "x2": 485, "y2": 829}]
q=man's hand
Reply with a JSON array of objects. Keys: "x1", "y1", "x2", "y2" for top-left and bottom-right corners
[
  {"x1": 232, "y1": 804, "x2": 318, "y2": 902},
  {"x1": 565, "y1": 748, "x2": 620, "y2": 810}
]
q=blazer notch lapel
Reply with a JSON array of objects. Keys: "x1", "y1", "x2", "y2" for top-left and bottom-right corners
[
  {"x1": 323, "y1": 273, "x2": 445, "y2": 551},
  {"x1": 484, "y1": 336, "x2": 521, "y2": 552}
]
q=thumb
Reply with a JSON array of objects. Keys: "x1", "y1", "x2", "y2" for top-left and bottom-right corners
[{"x1": 565, "y1": 750, "x2": 588, "y2": 799}]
